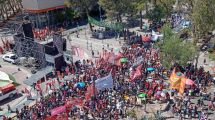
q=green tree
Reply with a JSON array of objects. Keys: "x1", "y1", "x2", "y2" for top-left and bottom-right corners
[
  {"x1": 0, "y1": 0, "x2": 22, "y2": 23},
  {"x1": 98, "y1": 0, "x2": 131, "y2": 22},
  {"x1": 65, "y1": 0, "x2": 98, "y2": 31},
  {"x1": 146, "y1": 0, "x2": 175, "y2": 22},
  {"x1": 209, "y1": 53, "x2": 215, "y2": 61},
  {"x1": 191, "y1": 0, "x2": 215, "y2": 40},
  {"x1": 158, "y1": 24, "x2": 197, "y2": 68},
  {"x1": 178, "y1": 0, "x2": 215, "y2": 43},
  {"x1": 65, "y1": 8, "x2": 78, "y2": 20},
  {"x1": 157, "y1": 0, "x2": 175, "y2": 20},
  {"x1": 146, "y1": 4, "x2": 166, "y2": 22},
  {"x1": 132, "y1": 0, "x2": 147, "y2": 29}
]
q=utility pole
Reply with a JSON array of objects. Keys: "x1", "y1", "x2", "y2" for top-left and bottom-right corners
[
  {"x1": 90, "y1": 43, "x2": 93, "y2": 50},
  {"x1": 99, "y1": 6, "x2": 102, "y2": 22},
  {"x1": 85, "y1": 27, "x2": 88, "y2": 50}
]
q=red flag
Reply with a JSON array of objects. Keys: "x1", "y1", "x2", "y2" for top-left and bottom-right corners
[
  {"x1": 24, "y1": 88, "x2": 30, "y2": 94},
  {"x1": 35, "y1": 83, "x2": 42, "y2": 92},
  {"x1": 130, "y1": 64, "x2": 142, "y2": 81},
  {"x1": 111, "y1": 66, "x2": 116, "y2": 77},
  {"x1": 1, "y1": 38, "x2": 6, "y2": 46},
  {"x1": 115, "y1": 52, "x2": 123, "y2": 59},
  {"x1": 5, "y1": 40, "x2": 10, "y2": 50},
  {"x1": 114, "y1": 59, "x2": 121, "y2": 66},
  {"x1": 142, "y1": 35, "x2": 151, "y2": 42},
  {"x1": 71, "y1": 66, "x2": 75, "y2": 74},
  {"x1": 114, "y1": 52, "x2": 123, "y2": 66},
  {"x1": 0, "y1": 46, "x2": 3, "y2": 54},
  {"x1": 85, "y1": 84, "x2": 96, "y2": 101},
  {"x1": 32, "y1": 112, "x2": 37, "y2": 120}
]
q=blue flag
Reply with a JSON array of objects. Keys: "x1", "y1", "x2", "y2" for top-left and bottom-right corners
[{"x1": 95, "y1": 73, "x2": 113, "y2": 90}]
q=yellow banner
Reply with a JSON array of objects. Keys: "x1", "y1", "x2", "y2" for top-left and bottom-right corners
[{"x1": 169, "y1": 68, "x2": 186, "y2": 94}]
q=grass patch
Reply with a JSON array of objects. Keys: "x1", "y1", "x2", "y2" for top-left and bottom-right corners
[
  {"x1": 209, "y1": 52, "x2": 215, "y2": 61},
  {"x1": 7, "y1": 74, "x2": 20, "y2": 87}
]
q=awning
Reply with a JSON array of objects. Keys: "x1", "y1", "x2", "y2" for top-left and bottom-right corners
[
  {"x1": 88, "y1": 16, "x2": 124, "y2": 31},
  {"x1": 23, "y1": 66, "x2": 53, "y2": 86},
  {"x1": 24, "y1": 5, "x2": 66, "y2": 13}
]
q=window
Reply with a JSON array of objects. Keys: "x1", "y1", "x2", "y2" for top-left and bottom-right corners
[{"x1": 10, "y1": 55, "x2": 18, "y2": 60}]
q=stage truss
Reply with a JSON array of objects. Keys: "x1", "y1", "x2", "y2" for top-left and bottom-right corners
[{"x1": 13, "y1": 33, "x2": 47, "y2": 69}]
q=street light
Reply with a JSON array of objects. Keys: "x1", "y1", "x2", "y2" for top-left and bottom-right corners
[
  {"x1": 85, "y1": 27, "x2": 89, "y2": 50},
  {"x1": 99, "y1": 6, "x2": 102, "y2": 22}
]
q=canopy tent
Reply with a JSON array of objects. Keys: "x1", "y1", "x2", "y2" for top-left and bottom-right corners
[
  {"x1": 88, "y1": 16, "x2": 124, "y2": 31},
  {"x1": 0, "y1": 71, "x2": 11, "y2": 81},
  {"x1": 0, "y1": 71, "x2": 13, "y2": 88}
]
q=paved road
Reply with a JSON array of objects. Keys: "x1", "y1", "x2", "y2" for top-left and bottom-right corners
[
  {"x1": 0, "y1": 56, "x2": 36, "y2": 117},
  {"x1": 64, "y1": 26, "x2": 124, "y2": 62}
]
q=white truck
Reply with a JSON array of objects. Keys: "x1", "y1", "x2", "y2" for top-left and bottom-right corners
[{"x1": 0, "y1": 84, "x2": 17, "y2": 101}]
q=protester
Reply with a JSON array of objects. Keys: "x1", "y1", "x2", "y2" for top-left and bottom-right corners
[{"x1": 14, "y1": 29, "x2": 214, "y2": 120}]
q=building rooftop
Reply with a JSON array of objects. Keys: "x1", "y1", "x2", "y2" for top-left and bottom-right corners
[{"x1": 22, "y1": 0, "x2": 66, "y2": 13}]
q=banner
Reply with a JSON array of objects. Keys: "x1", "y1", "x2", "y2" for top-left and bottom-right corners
[
  {"x1": 85, "y1": 84, "x2": 95, "y2": 100},
  {"x1": 46, "y1": 113, "x2": 68, "y2": 120},
  {"x1": 169, "y1": 68, "x2": 186, "y2": 95},
  {"x1": 179, "y1": 77, "x2": 186, "y2": 95},
  {"x1": 130, "y1": 64, "x2": 142, "y2": 81},
  {"x1": 88, "y1": 16, "x2": 124, "y2": 31},
  {"x1": 65, "y1": 98, "x2": 84, "y2": 108},
  {"x1": 95, "y1": 73, "x2": 113, "y2": 90},
  {"x1": 72, "y1": 47, "x2": 85, "y2": 59},
  {"x1": 51, "y1": 106, "x2": 66, "y2": 116}
]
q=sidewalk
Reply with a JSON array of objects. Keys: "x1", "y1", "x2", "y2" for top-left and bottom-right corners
[{"x1": 197, "y1": 52, "x2": 215, "y2": 74}]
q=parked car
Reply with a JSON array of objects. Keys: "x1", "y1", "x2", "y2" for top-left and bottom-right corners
[{"x1": 2, "y1": 53, "x2": 19, "y2": 64}]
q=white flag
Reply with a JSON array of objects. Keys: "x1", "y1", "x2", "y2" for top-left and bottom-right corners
[{"x1": 95, "y1": 73, "x2": 113, "y2": 90}]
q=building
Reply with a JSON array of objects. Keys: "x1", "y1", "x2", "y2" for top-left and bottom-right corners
[{"x1": 22, "y1": 0, "x2": 67, "y2": 28}]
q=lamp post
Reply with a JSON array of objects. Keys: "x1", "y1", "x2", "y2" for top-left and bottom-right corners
[
  {"x1": 85, "y1": 27, "x2": 89, "y2": 50},
  {"x1": 99, "y1": 6, "x2": 102, "y2": 22}
]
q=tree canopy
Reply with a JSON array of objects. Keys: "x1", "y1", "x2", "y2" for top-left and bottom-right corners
[
  {"x1": 191, "y1": 0, "x2": 215, "y2": 38},
  {"x1": 158, "y1": 24, "x2": 197, "y2": 68},
  {"x1": 98, "y1": 0, "x2": 131, "y2": 22},
  {"x1": 178, "y1": 0, "x2": 215, "y2": 42},
  {"x1": 65, "y1": 0, "x2": 97, "y2": 13}
]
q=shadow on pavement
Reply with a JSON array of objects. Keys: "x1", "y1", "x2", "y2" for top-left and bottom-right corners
[{"x1": 0, "y1": 93, "x2": 23, "y2": 106}]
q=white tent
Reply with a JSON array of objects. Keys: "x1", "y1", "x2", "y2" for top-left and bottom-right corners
[{"x1": 0, "y1": 71, "x2": 11, "y2": 81}]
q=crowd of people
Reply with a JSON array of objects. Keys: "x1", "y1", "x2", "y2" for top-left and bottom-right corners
[{"x1": 2, "y1": 27, "x2": 215, "y2": 120}]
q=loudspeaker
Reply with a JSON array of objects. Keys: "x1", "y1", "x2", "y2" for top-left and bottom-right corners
[
  {"x1": 63, "y1": 38, "x2": 66, "y2": 51},
  {"x1": 22, "y1": 23, "x2": 34, "y2": 39}
]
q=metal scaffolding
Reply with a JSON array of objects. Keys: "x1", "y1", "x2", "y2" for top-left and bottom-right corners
[{"x1": 13, "y1": 33, "x2": 47, "y2": 69}]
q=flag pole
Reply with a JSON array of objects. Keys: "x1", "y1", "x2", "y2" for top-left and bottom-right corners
[{"x1": 93, "y1": 75, "x2": 96, "y2": 111}]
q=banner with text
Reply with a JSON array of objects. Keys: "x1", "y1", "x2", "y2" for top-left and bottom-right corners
[{"x1": 95, "y1": 73, "x2": 113, "y2": 90}]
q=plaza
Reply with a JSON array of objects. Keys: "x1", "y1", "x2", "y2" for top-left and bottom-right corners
[{"x1": 0, "y1": 0, "x2": 215, "y2": 120}]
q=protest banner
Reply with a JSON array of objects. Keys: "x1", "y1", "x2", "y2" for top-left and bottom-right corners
[
  {"x1": 50, "y1": 106, "x2": 66, "y2": 116},
  {"x1": 95, "y1": 73, "x2": 113, "y2": 90}
]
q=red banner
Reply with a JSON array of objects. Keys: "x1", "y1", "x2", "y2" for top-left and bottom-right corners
[
  {"x1": 65, "y1": 97, "x2": 84, "y2": 108},
  {"x1": 50, "y1": 106, "x2": 66, "y2": 116},
  {"x1": 46, "y1": 113, "x2": 68, "y2": 120}
]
